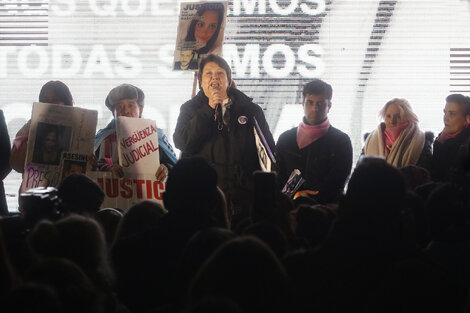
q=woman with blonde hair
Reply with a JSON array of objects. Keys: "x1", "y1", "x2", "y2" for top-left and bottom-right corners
[{"x1": 363, "y1": 98, "x2": 433, "y2": 168}]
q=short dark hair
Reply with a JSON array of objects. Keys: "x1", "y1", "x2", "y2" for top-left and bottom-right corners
[
  {"x1": 39, "y1": 81, "x2": 74, "y2": 106},
  {"x1": 198, "y1": 54, "x2": 232, "y2": 88},
  {"x1": 303, "y1": 79, "x2": 332, "y2": 101},
  {"x1": 446, "y1": 94, "x2": 470, "y2": 115},
  {"x1": 58, "y1": 174, "x2": 104, "y2": 215},
  {"x1": 163, "y1": 157, "x2": 218, "y2": 214},
  {"x1": 345, "y1": 157, "x2": 405, "y2": 216}
]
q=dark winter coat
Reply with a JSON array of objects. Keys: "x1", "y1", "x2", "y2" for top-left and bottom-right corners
[
  {"x1": 0, "y1": 110, "x2": 11, "y2": 215},
  {"x1": 174, "y1": 88, "x2": 276, "y2": 207},
  {"x1": 430, "y1": 126, "x2": 470, "y2": 183},
  {"x1": 276, "y1": 125, "x2": 352, "y2": 204}
]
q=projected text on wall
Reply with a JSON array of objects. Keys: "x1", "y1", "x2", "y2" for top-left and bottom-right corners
[{"x1": 0, "y1": 0, "x2": 326, "y2": 79}]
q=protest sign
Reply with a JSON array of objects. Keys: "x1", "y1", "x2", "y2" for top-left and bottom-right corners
[
  {"x1": 87, "y1": 117, "x2": 164, "y2": 210},
  {"x1": 22, "y1": 102, "x2": 97, "y2": 192},
  {"x1": 87, "y1": 171, "x2": 165, "y2": 209},
  {"x1": 173, "y1": 1, "x2": 227, "y2": 71},
  {"x1": 253, "y1": 116, "x2": 276, "y2": 172},
  {"x1": 116, "y1": 116, "x2": 160, "y2": 175}
]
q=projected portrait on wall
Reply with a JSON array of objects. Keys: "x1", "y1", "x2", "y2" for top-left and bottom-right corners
[
  {"x1": 32, "y1": 122, "x2": 72, "y2": 166},
  {"x1": 173, "y1": 1, "x2": 227, "y2": 71}
]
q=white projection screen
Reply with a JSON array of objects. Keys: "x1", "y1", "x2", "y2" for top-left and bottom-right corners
[{"x1": 1, "y1": 0, "x2": 470, "y2": 211}]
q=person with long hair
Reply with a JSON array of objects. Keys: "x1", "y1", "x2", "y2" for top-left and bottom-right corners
[{"x1": 363, "y1": 98, "x2": 433, "y2": 168}]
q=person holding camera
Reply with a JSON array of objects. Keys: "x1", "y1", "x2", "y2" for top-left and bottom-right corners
[{"x1": 276, "y1": 79, "x2": 352, "y2": 204}]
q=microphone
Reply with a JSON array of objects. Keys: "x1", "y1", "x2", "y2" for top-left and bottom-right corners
[
  {"x1": 212, "y1": 85, "x2": 224, "y2": 130},
  {"x1": 212, "y1": 85, "x2": 222, "y2": 108}
]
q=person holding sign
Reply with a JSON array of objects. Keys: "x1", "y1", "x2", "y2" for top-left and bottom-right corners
[
  {"x1": 10, "y1": 81, "x2": 74, "y2": 174},
  {"x1": 276, "y1": 79, "x2": 352, "y2": 204},
  {"x1": 94, "y1": 84, "x2": 177, "y2": 181},
  {"x1": 174, "y1": 54, "x2": 276, "y2": 215}
]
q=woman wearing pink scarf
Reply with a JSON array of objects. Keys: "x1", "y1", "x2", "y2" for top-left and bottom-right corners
[
  {"x1": 430, "y1": 94, "x2": 470, "y2": 182},
  {"x1": 363, "y1": 98, "x2": 433, "y2": 168}
]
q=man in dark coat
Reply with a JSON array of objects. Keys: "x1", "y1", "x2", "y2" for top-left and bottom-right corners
[
  {"x1": 174, "y1": 54, "x2": 276, "y2": 213},
  {"x1": 276, "y1": 79, "x2": 352, "y2": 204}
]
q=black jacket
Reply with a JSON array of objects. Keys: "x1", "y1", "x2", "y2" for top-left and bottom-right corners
[
  {"x1": 0, "y1": 110, "x2": 11, "y2": 215},
  {"x1": 430, "y1": 126, "x2": 470, "y2": 183},
  {"x1": 277, "y1": 125, "x2": 352, "y2": 204},
  {"x1": 174, "y1": 88, "x2": 276, "y2": 201}
]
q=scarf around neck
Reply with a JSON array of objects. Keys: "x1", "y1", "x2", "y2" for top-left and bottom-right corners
[
  {"x1": 384, "y1": 121, "x2": 409, "y2": 150},
  {"x1": 364, "y1": 122, "x2": 425, "y2": 168},
  {"x1": 437, "y1": 127, "x2": 467, "y2": 143},
  {"x1": 296, "y1": 118, "x2": 330, "y2": 149}
]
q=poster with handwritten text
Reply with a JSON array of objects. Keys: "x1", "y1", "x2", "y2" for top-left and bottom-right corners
[{"x1": 116, "y1": 116, "x2": 160, "y2": 175}]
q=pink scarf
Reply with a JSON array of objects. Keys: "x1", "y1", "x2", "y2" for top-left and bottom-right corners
[
  {"x1": 384, "y1": 122, "x2": 409, "y2": 151},
  {"x1": 296, "y1": 118, "x2": 330, "y2": 149},
  {"x1": 437, "y1": 127, "x2": 466, "y2": 143}
]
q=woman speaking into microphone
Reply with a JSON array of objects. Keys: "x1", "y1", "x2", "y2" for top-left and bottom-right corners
[{"x1": 173, "y1": 54, "x2": 276, "y2": 216}]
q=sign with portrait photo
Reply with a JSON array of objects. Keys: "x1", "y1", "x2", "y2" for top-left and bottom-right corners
[
  {"x1": 22, "y1": 102, "x2": 97, "y2": 192},
  {"x1": 173, "y1": 1, "x2": 228, "y2": 71}
]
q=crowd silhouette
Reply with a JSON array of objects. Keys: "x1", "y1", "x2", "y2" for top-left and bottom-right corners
[{"x1": 0, "y1": 76, "x2": 470, "y2": 313}]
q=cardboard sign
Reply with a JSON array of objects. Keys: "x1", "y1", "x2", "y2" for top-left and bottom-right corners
[
  {"x1": 253, "y1": 116, "x2": 276, "y2": 172},
  {"x1": 116, "y1": 116, "x2": 160, "y2": 175},
  {"x1": 22, "y1": 102, "x2": 97, "y2": 192},
  {"x1": 173, "y1": 1, "x2": 228, "y2": 71},
  {"x1": 87, "y1": 171, "x2": 165, "y2": 209}
]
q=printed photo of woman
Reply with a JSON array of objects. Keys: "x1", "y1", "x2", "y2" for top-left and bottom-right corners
[{"x1": 173, "y1": 2, "x2": 226, "y2": 71}]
